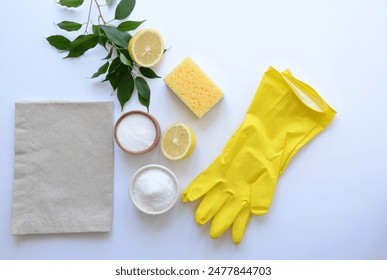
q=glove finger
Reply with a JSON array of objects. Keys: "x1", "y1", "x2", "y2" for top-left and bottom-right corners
[
  {"x1": 182, "y1": 170, "x2": 221, "y2": 202},
  {"x1": 232, "y1": 205, "x2": 251, "y2": 244},
  {"x1": 251, "y1": 172, "x2": 277, "y2": 216},
  {"x1": 194, "y1": 185, "x2": 230, "y2": 225},
  {"x1": 209, "y1": 198, "x2": 245, "y2": 240}
]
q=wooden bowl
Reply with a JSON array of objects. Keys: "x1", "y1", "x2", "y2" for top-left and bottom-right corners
[{"x1": 114, "y1": 110, "x2": 161, "y2": 155}]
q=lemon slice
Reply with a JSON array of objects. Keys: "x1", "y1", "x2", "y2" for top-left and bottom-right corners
[
  {"x1": 128, "y1": 28, "x2": 164, "y2": 68},
  {"x1": 161, "y1": 123, "x2": 196, "y2": 160}
]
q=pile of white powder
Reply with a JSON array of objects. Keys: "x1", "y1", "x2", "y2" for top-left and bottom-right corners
[
  {"x1": 116, "y1": 113, "x2": 157, "y2": 153},
  {"x1": 131, "y1": 166, "x2": 178, "y2": 214}
]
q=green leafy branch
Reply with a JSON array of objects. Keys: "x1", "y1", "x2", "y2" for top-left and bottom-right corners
[{"x1": 46, "y1": 0, "x2": 161, "y2": 111}]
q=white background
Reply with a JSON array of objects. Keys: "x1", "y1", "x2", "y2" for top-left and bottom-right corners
[{"x1": 1, "y1": 0, "x2": 386, "y2": 260}]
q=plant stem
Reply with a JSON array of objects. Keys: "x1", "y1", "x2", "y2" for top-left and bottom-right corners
[
  {"x1": 132, "y1": 67, "x2": 140, "y2": 76},
  {"x1": 84, "y1": 0, "x2": 93, "y2": 34},
  {"x1": 94, "y1": 0, "x2": 107, "y2": 25}
]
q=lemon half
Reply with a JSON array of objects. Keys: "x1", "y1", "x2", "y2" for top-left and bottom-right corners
[
  {"x1": 128, "y1": 28, "x2": 164, "y2": 68},
  {"x1": 161, "y1": 123, "x2": 196, "y2": 160}
]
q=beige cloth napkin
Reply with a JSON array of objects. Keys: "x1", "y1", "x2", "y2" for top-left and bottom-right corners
[{"x1": 12, "y1": 101, "x2": 114, "y2": 235}]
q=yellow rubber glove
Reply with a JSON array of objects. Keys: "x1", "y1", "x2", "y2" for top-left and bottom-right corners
[{"x1": 182, "y1": 67, "x2": 336, "y2": 243}]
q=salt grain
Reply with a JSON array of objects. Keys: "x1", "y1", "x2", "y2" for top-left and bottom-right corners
[
  {"x1": 130, "y1": 165, "x2": 178, "y2": 214},
  {"x1": 116, "y1": 113, "x2": 157, "y2": 153}
]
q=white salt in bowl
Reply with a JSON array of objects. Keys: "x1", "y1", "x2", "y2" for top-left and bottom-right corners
[
  {"x1": 129, "y1": 164, "x2": 179, "y2": 215},
  {"x1": 114, "y1": 111, "x2": 161, "y2": 155}
]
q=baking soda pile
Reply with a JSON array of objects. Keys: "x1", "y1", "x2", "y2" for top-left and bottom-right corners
[
  {"x1": 131, "y1": 167, "x2": 177, "y2": 214},
  {"x1": 116, "y1": 113, "x2": 156, "y2": 153}
]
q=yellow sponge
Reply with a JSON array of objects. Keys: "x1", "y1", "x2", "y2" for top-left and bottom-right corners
[{"x1": 164, "y1": 57, "x2": 224, "y2": 118}]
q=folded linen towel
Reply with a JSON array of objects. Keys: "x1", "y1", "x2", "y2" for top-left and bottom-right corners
[{"x1": 12, "y1": 101, "x2": 114, "y2": 235}]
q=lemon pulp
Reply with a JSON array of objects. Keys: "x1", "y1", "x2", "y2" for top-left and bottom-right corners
[
  {"x1": 128, "y1": 28, "x2": 164, "y2": 68},
  {"x1": 161, "y1": 123, "x2": 196, "y2": 160}
]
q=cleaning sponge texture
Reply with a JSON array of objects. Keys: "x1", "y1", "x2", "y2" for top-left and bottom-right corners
[{"x1": 164, "y1": 57, "x2": 224, "y2": 118}]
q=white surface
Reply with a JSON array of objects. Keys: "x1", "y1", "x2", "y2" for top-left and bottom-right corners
[{"x1": 1, "y1": 0, "x2": 387, "y2": 259}]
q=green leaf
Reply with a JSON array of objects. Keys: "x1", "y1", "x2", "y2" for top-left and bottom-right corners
[
  {"x1": 103, "y1": 48, "x2": 113, "y2": 60},
  {"x1": 117, "y1": 20, "x2": 145, "y2": 31},
  {"x1": 135, "y1": 76, "x2": 150, "y2": 110},
  {"x1": 138, "y1": 95, "x2": 149, "y2": 112},
  {"x1": 118, "y1": 47, "x2": 132, "y2": 58},
  {"x1": 120, "y1": 53, "x2": 132, "y2": 67},
  {"x1": 65, "y1": 34, "x2": 99, "y2": 58},
  {"x1": 107, "y1": 56, "x2": 121, "y2": 75},
  {"x1": 92, "y1": 24, "x2": 100, "y2": 35},
  {"x1": 103, "y1": 57, "x2": 126, "y2": 90},
  {"x1": 106, "y1": 0, "x2": 114, "y2": 4},
  {"x1": 117, "y1": 72, "x2": 134, "y2": 110},
  {"x1": 115, "y1": 0, "x2": 136, "y2": 20},
  {"x1": 139, "y1": 67, "x2": 161, "y2": 79},
  {"x1": 58, "y1": 0, "x2": 84, "y2": 8},
  {"x1": 99, "y1": 36, "x2": 108, "y2": 49},
  {"x1": 92, "y1": 25, "x2": 108, "y2": 48},
  {"x1": 91, "y1": 62, "x2": 109, "y2": 78},
  {"x1": 46, "y1": 35, "x2": 71, "y2": 50},
  {"x1": 99, "y1": 25, "x2": 131, "y2": 48},
  {"x1": 57, "y1": 21, "x2": 82, "y2": 31},
  {"x1": 108, "y1": 64, "x2": 127, "y2": 90}
]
